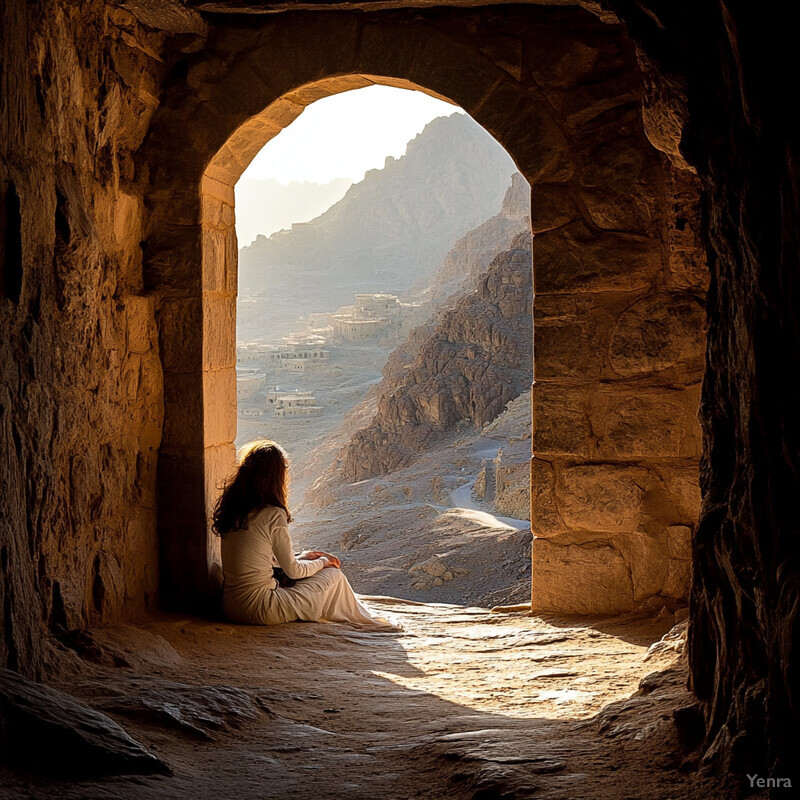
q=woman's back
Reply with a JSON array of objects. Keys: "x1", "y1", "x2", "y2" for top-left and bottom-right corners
[{"x1": 220, "y1": 504, "x2": 326, "y2": 623}]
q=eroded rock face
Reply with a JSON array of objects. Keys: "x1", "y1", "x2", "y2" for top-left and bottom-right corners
[
  {"x1": 238, "y1": 113, "x2": 518, "y2": 340},
  {"x1": 604, "y1": 0, "x2": 800, "y2": 784},
  {"x1": 1, "y1": 0, "x2": 168, "y2": 675},
  {"x1": 428, "y1": 172, "x2": 531, "y2": 302}
]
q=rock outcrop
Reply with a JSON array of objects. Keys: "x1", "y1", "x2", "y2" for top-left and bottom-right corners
[
  {"x1": 312, "y1": 232, "x2": 532, "y2": 489},
  {"x1": 0, "y1": 669, "x2": 169, "y2": 777}
]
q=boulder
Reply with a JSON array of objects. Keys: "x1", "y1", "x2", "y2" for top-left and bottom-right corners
[{"x1": 0, "y1": 669, "x2": 169, "y2": 777}]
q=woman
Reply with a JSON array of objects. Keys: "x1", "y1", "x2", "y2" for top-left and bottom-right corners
[{"x1": 213, "y1": 439, "x2": 394, "y2": 628}]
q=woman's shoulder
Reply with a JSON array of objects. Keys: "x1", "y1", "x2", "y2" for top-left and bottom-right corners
[{"x1": 249, "y1": 505, "x2": 288, "y2": 525}]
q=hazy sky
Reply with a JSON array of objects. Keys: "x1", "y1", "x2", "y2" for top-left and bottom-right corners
[{"x1": 239, "y1": 85, "x2": 464, "y2": 185}]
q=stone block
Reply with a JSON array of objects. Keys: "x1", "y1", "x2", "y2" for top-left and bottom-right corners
[
  {"x1": 530, "y1": 457, "x2": 566, "y2": 535},
  {"x1": 246, "y1": 15, "x2": 361, "y2": 96},
  {"x1": 479, "y1": 82, "x2": 574, "y2": 184},
  {"x1": 358, "y1": 23, "x2": 429, "y2": 81},
  {"x1": 112, "y1": 191, "x2": 142, "y2": 251},
  {"x1": 124, "y1": 295, "x2": 155, "y2": 355},
  {"x1": 531, "y1": 535, "x2": 635, "y2": 614},
  {"x1": 201, "y1": 194, "x2": 234, "y2": 233},
  {"x1": 531, "y1": 384, "x2": 590, "y2": 457},
  {"x1": 578, "y1": 187, "x2": 654, "y2": 233},
  {"x1": 133, "y1": 450, "x2": 158, "y2": 511},
  {"x1": 203, "y1": 367, "x2": 236, "y2": 448},
  {"x1": 659, "y1": 469, "x2": 701, "y2": 524},
  {"x1": 589, "y1": 386, "x2": 702, "y2": 459},
  {"x1": 609, "y1": 293, "x2": 706, "y2": 379},
  {"x1": 157, "y1": 296, "x2": 203, "y2": 374},
  {"x1": 162, "y1": 372, "x2": 204, "y2": 451},
  {"x1": 202, "y1": 227, "x2": 227, "y2": 294},
  {"x1": 205, "y1": 142, "x2": 250, "y2": 188},
  {"x1": 534, "y1": 221, "x2": 660, "y2": 294},
  {"x1": 526, "y1": 26, "x2": 627, "y2": 92},
  {"x1": 667, "y1": 524, "x2": 692, "y2": 560},
  {"x1": 609, "y1": 531, "x2": 671, "y2": 603},
  {"x1": 137, "y1": 352, "x2": 164, "y2": 451},
  {"x1": 202, "y1": 227, "x2": 237, "y2": 297},
  {"x1": 226, "y1": 114, "x2": 298, "y2": 178},
  {"x1": 663, "y1": 525, "x2": 692, "y2": 598},
  {"x1": 577, "y1": 131, "x2": 660, "y2": 198},
  {"x1": 530, "y1": 183, "x2": 578, "y2": 233},
  {"x1": 204, "y1": 442, "x2": 236, "y2": 551},
  {"x1": 408, "y1": 29, "x2": 504, "y2": 114},
  {"x1": 200, "y1": 173, "x2": 235, "y2": 206},
  {"x1": 557, "y1": 464, "x2": 653, "y2": 534},
  {"x1": 479, "y1": 34, "x2": 523, "y2": 81},
  {"x1": 533, "y1": 294, "x2": 615, "y2": 379}
]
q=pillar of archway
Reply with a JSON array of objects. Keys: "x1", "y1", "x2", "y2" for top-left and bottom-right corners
[{"x1": 142, "y1": 5, "x2": 705, "y2": 614}]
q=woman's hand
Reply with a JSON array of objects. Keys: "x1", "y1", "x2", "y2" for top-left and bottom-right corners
[{"x1": 307, "y1": 550, "x2": 341, "y2": 569}]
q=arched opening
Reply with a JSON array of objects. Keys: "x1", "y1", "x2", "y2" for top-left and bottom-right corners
[
  {"x1": 201, "y1": 75, "x2": 534, "y2": 609},
  {"x1": 232, "y1": 85, "x2": 531, "y2": 607},
  {"x1": 143, "y1": 8, "x2": 705, "y2": 621}
]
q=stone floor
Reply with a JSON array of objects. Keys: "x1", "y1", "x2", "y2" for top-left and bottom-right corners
[{"x1": 1, "y1": 600, "x2": 712, "y2": 799}]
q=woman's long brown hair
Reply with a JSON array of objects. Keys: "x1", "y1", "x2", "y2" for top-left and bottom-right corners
[{"x1": 212, "y1": 440, "x2": 292, "y2": 535}]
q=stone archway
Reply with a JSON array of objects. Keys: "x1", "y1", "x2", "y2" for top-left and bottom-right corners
[{"x1": 142, "y1": 6, "x2": 705, "y2": 614}]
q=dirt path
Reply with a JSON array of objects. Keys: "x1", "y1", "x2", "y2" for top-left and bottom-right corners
[
  {"x1": 1, "y1": 600, "x2": 700, "y2": 799},
  {"x1": 448, "y1": 478, "x2": 529, "y2": 530}
]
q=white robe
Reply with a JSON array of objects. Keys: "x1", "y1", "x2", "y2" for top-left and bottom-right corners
[{"x1": 220, "y1": 505, "x2": 392, "y2": 627}]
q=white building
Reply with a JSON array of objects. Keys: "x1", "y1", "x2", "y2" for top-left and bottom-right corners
[
  {"x1": 237, "y1": 372, "x2": 265, "y2": 401},
  {"x1": 331, "y1": 316, "x2": 384, "y2": 341},
  {"x1": 266, "y1": 388, "x2": 323, "y2": 418},
  {"x1": 265, "y1": 333, "x2": 330, "y2": 371},
  {"x1": 329, "y1": 293, "x2": 428, "y2": 343}
]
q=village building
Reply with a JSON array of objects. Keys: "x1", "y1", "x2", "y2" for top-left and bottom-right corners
[
  {"x1": 236, "y1": 372, "x2": 265, "y2": 402},
  {"x1": 266, "y1": 388, "x2": 324, "y2": 417}
]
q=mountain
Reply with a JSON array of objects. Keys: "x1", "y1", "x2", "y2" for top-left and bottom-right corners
[
  {"x1": 235, "y1": 177, "x2": 352, "y2": 246},
  {"x1": 380, "y1": 172, "x2": 531, "y2": 385},
  {"x1": 307, "y1": 231, "x2": 533, "y2": 495},
  {"x1": 422, "y1": 172, "x2": 530, "y2": 303},
  {"x1": 237, "y1": 113, "x2": 517, "y2": 341}
]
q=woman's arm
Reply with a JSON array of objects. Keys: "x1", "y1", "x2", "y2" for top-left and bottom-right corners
[{"x1": 270, "y1": 513, "x2": 327, "y2": 580}]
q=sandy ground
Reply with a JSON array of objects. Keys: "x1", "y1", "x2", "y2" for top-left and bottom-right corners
[{"x1": 1, "y1": 601, "x2": 710, "y2": 800}]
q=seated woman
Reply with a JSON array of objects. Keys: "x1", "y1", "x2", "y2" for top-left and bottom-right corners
[{"x1": 214, "y1": 439, "x2": 394, "y2": 628}]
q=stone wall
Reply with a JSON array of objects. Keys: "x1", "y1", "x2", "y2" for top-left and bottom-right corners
[
  {"x1": 140, "y1": 6, "x2": 705, "y2": 616},
  {"x1": 2, "y1": 0, "x2": 706, "y2": 667},
  {"x1": 4, "y1": 0, "x2": 798, "y2": 787},
  {"x1": 0, "y1": 0, "x2": 174, "y2": 674},
  {"x1": 528, "y1": 59, "x2": 708, "y2": 613}
]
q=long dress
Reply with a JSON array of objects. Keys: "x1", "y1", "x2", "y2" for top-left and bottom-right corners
[{"x1": 220, "y1": 505, "x2": 394, "y2": 627}]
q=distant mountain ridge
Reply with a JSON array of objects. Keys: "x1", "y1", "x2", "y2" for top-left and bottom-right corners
[
  {"x1": 237, "y1": 113, "x2": 517, "y2": 341},
  {"x1": 235, "y1": 177, "x2": 352, "y2": 246}
]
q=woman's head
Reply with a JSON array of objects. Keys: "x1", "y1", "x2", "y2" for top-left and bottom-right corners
[{"x1": 212, "y1": 439, "x2": 292, "y2": 535}]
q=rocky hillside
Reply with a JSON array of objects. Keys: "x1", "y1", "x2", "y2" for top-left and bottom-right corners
[
  {"x1": 309, "y1": 231, "x2": 533, "y2": 492},
  {"x1": 237, "y1": 113, "x2": 517, "y2": 340},
  {"x1": 381, "y1": 172, "x2": 531, "y2": 384},
  {"x1": 422, "y1": 171, "x2": 530, "y2": 303}
]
